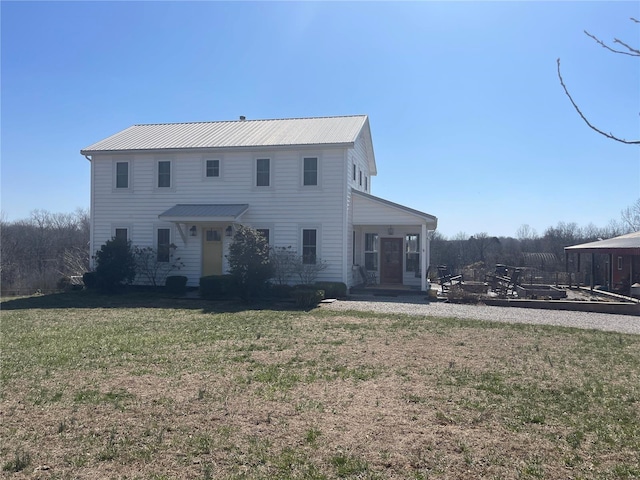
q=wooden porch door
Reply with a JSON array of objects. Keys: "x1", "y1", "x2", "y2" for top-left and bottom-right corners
[
  {"x1": 202, "y1": 228, "x2": 223, "y2": 276},
  {"x1": 380, "y1": 238, "x2": 403, "y2": 284}
]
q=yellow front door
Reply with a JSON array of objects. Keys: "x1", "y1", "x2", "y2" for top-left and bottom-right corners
[{"x1": 202, "y1": 228, "x2": 223, "y2": 276}]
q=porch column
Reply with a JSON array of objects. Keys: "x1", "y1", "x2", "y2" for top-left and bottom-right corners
[{"x1": 421, "y1": 223, "x2": 428, "y2": 292}]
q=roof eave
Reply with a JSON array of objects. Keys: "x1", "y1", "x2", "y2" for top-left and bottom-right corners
[{"x1": 80, "y1": 142, "x2": 355, "y2": 156}]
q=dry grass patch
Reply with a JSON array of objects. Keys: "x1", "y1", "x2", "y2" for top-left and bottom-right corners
[{"x1": 1, "y1": 291, "x2": 639, "y2": 479}]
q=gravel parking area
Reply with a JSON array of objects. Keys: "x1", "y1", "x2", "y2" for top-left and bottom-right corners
[{"x1": 322, "y1": 295, "x2": 640, "y2": 335}]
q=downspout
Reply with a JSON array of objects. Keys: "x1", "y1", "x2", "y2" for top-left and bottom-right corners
[
  {"x1": 421, "y1": 223, "x2": 427, "y2": 292},
  {"x1": 84, "y1": 154, "x2": 94, "y2": 270}
]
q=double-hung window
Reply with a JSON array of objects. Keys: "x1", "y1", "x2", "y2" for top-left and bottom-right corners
[
  {"x1": 115, "y1": 161, "x2": 129, "y2": 189},
  {"x1": 205, "y1": 159, "x2": 220, "y2": 178},
  {"x1": 256, "y1": 158, "x2": 270, "y2": 186},
  {"x1": 303, "y1": 157, "x2": 318, "y2": 186},
  {"x1": 158, "y1": 161, "x2": 171, "y2": 188},
  {"x1": 365, "y1": 233, "x2": 378, "y2": 271},
  {"x1": 256, "y1": 228, "x2": 270, "y2": 244},
  {"x1": 405, "y1": 234, "x2": 420, "y2": 273},
  {"x1": 157, "y1": 228, "x2": 171, "y2": 262},
  {"x1": 302, "y1": 229, "x2": 317, "y2": 265},
  {"x1": 114, "y1": 228, "x2": 128, "y2": 242}
]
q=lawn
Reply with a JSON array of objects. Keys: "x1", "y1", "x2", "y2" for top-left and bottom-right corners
[{"x1": 1, "y1": 291, "x2": 639, "y2": 479}]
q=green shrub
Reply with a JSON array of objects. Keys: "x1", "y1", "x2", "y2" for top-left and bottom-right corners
[
  {"x1": 165, "y1": 275, "x2": 188, "y2": 295},
  {"x1": 199, "y1": 275, "x2": 238, "y2": 300},
  {"x1": 82, "y1": 271, "x2": 98, "y2": 290},
  {"x1": 269, "y1": 284, "x2": 294, "y2": 299},
  {"x1": 293, "y1": 288, "x2": 325, "y2": 308},
  {"x1": 94, "y1": 237, "x2": 136, "y2": 292},
  {"x1": 227, "y1": 226, "x2": 273, "y2": 301},
  {"x1": 314, "y1": 281, "x2": 347, "y2": 299}
]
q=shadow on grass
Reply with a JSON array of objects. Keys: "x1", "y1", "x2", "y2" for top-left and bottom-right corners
[{"x1": 0, "y1": 289, "x2": 305, "y2": 314}]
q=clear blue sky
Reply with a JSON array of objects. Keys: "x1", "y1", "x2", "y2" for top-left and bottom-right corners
[{"x1": 2, "y1": 1, "x2": 638, "y2": 238}]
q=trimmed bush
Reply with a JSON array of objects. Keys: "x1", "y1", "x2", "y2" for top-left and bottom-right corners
[
  {"x1": 269, "y1": 284, "x2": 294, "y2": 299},
  {"x1": 293, "y1": 288, "x2": 325, "y2": 308},
  {"x1": 82, "y1": 271, "x2": 98, "y2": 290},
  {"x1": 314, "y1": 281, "x2": 347, "y2": 299},
  {"x1": 200, "y1": 275, "x2": 238, "y2": 300},
  {"x1": 165, "y1": 275, "x2": 188, "y2": 295}
]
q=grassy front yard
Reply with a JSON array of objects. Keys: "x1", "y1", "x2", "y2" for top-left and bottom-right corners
[{"x1": 1, "y1": 292, "x2": 639, "y2": 479}]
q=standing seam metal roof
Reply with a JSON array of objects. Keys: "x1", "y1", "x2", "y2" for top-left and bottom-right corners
[
  {"x1": 81, "y1": 115, "x2": 369, "y2": 153},
  {"x1": 564, "y1": 231, "x2": 640, "y2": 252}
]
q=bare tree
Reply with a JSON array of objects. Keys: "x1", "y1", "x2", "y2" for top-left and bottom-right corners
[
  {"x1": 557, "y1": 17, "x2": 639, "y2": 145},
  {"x1": 621, "y1": 198, "x2": 640, "y2": 232}
]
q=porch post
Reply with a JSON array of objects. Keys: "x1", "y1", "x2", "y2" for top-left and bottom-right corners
[{"x1": 421, "y1": 223, "x2": 428, "y2": 292}]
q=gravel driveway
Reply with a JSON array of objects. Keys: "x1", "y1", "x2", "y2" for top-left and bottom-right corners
[{"x1": 322, "y1": 295, "x2": 640, "y2": 335}]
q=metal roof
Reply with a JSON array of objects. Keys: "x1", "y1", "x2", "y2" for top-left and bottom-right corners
[
  {"x1": 565, "y1": 231, "x2": 640, "y2": 254},
  {"x1": 352, "y1": 190, "x2": 438, "y2": 227},
  {"x1": 158, "y1": 204, "x2": 249, "y2": 222},
  {"x1": 81, "y1": 115, "x2": 369, "y2": 153}
]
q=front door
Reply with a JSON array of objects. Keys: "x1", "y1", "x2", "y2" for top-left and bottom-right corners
[
  {"x1": 202, "y1": 228, "x2": 223, "y2": 276},
  {"x1": 380, "y1": 238, "x2": 403, "y2": 284}
]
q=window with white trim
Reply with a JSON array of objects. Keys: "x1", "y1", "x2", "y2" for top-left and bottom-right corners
[
  {"x1": 303, "y1": 157, "x2": 318, "y2": 186},
  {"x1": 256, "y1": 228, "x2": 270, "y2": 244},
  {"x1": 256, "y1": 158, "x2": 270, "y2": 186},
  {"x1": 158, "y1": 161, "x2": 171, "y2": 188},
  {"x1": 365, "y1": 176, "x2": 368, "y2": 191},
  {"x1": 157, "y1": 228, "x2": 171, "y2": 262},
  {"x1": 302, "y1": 229, "x2": 317, "y2": 264},
  {"x1": 115, "y1": 161, "x2": 129, "y2": 189},
  {"x1": 114, "y1": 228, "x2": 128, "y2": 242},
  {"x1": 205, "y1": 159, "x2": 220, "y2": 178},
  {"x1": 365, "y1": 233, "x2": 378, "y2": 271},
  {"x1": 359, "y1": 170, "x2": 362, "y2": 186},
  {"x1": 353, "y1": 164, "x2": 356, "y2": 182},
  {"x1": 405, "y1": 234, "x2": 420, "y2": 272}
]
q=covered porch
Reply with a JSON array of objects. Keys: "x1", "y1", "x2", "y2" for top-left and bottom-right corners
[
  {"x1": 565, "y1": 231, "x2": 640, "y2": 296},
  {"x1": 351, "y1": 191, "x2": 437, "y2": 292}
]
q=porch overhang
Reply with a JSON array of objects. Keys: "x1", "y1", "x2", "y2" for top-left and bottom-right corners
[
  {"x1": 159, "y1": 204, "x2": 249, "y2": 243},
  {"x1": 564, "y1": 231, "x2": 640, "y2": 256},
  {"x1": 352, "y1": 190, "x2": 437, "y2": 229},
  {"x1": 159, "y1": 203, "x2": 249, "y2": 223}
]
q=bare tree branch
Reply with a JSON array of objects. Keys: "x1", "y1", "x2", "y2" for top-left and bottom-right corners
[
  {"x1": 584, "y1": 30, "x2": 640, "y2": 56},
  {"x1": 557, "y1": 58, "x2": 640, "y2": 145}
]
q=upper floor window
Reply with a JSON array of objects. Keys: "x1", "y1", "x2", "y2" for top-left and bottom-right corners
[
  {"x1": 365, "y1": 176, "x2": 368, "y2": 192},
  {"x1": 115, "y1": 161, "x2": 129, "y2": 189},
  {"x1": 405, "y1": 234, "x2": 420, "y2": 272},
  {"x1": 158, "y1": 161, "x2": 171, "y2": 188},
  {"x1": 256, "y1": 158, "x2": 270, "y2": 187},
  {"x1": 303, "y1": 157, "x2": 318, "y2": 186},
  {"x1": 205, "y1": 159, "x2": 220, "y2": 178},
  {"x1": 359, "y1": 170, "x2": 362, "y2": 187},
  {"x1": 353, "y1": 164, "x2": 356, "y2": 182},
  {"x1": 302, "y1": 229, "x2": 317, "y2": 264},
  {"x1": 157, "y1": 228, "x2": 171, "y2": 262}
]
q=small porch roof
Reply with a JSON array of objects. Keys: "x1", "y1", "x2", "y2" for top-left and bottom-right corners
[
  {"x1": 158, "y1": 204, "x2": 249, "y2": 223},
  {"x1": 352, "y1": 190, "x2": 437, "y2": 228},
  {"x1": 564, "y1": 231, "x2": 640, "y2": 255}
]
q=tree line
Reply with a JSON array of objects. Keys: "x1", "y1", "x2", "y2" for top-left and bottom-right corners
[{"x1": 1, "y1": 209, "x2": 90, "y2": 294}]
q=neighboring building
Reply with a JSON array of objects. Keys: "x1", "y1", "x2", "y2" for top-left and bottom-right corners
[
  {"x1": 565, "y1": 231, "x2": 640, "y2": 295},
  {"x1": 81, "y1": 115, "x2": 437, "y2": 290}
]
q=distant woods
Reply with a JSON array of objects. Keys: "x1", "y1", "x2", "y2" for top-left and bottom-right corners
[{"x1": 1, "y1": 209, "x2": 89, "y2": 295}]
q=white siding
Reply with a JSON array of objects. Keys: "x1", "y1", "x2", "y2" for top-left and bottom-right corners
[{"x1": 91, "y1": 146, "x2": 351, "y2": 286}]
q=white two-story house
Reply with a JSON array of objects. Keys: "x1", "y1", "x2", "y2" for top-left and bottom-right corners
[{"x1": 81, "y1": 115, "x2": 437, "y2": 291}]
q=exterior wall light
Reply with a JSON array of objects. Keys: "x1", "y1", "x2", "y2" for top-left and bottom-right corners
[
  {"x1": 388, "y1": 226, "x2": 394, "y2": 235},
  {"x1": 189, "y1": 225, "x2": 197, "y2": 236},
  {"x1": 225, "y1": 225, "x2": 234, "y2": 237}
]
